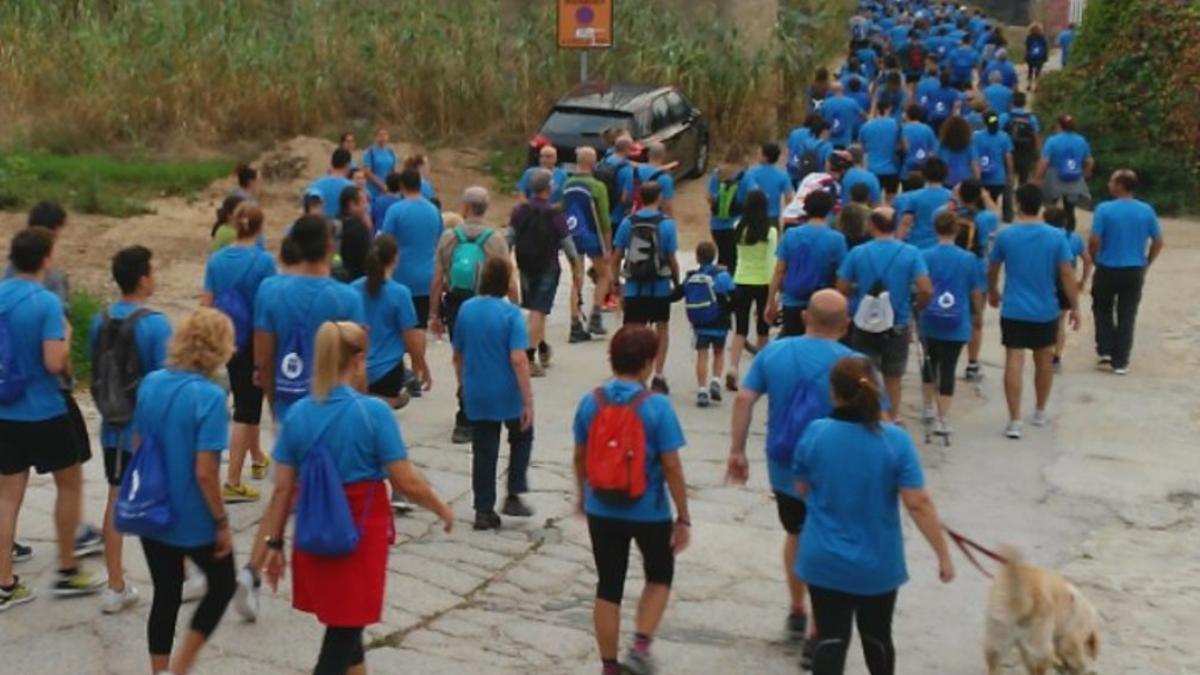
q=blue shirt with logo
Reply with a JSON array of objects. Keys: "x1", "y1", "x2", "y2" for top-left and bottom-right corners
[
  {"x1": 820, "y1": 95, "x2": 865, "y2": 148},
  {"x1": 380, "y1": 197, "x2": 444, "y2": 296},
  {"x1": 614, "y1": 209, "x2": 679, "y2": 298},
  {"x1": 901, "y1": 121, "x2": 939, "y2": 178},
  {"x1": 351, "y1": 278, "x2": 418, "y2": 384},
  {"x1": 743, "y1": 336, "x2": 857, "y2": 498},
  {"x1": 859, "y1": 117, "x2": 902, "y2": 176},
  {"x1": 274, "y1": 385, "x2": 407, "y2": 483},
  {"x1": 1091, "y1": 198, "x2": 1162, "y2": 268},
  {"x1": 988, "y1": 223, "x2": 1073, "y2": 322},
  {"x1": 0, "y1": 280, "x2": 66, "y2": 422},
  {"x1": 132, "y1": 369, "x2": 229, "y2": 548},
  {"x1": 795, "y1": 418, "x2": 924, "y2": 595},
  {"x1": 1041, "y1": 132, "x2": 1091, "y2": 182},
  {"x1": 837, "y1": 238, "x2": 929, "y2": 327},
  {"x1": 88, "y1": 301, "x2": 173, "y2": 451},
  {"x1": 973, "y1": 130, "x2": 1013, "y2": 185},
  {"x1": 895, "y1": 185, "x2": 953, "y2": 249},
  {"x1": 573, "y1": 379, "x2": 685, "y2": 523},
  {"x1": 920, "y1": 243, "x2": 985, "y2": 342},
  {"x1": 452, "y1": 296, "x2": 528, "y2": 422}
]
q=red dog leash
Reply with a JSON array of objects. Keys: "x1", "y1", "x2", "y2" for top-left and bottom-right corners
[{"x1": 944, "y1": 526, "x2": 1008, "y2": 579}]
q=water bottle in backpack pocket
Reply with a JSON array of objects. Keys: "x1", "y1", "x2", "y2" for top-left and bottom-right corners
[
  {"x1": 683, "y1": 272, "x2": 721, "y2": 327},
  {"x1": 585, "y1": 388, "x2": 652, "y2": 505},
  {"x1": 0, "y1": 288, "x2": 40, "y2": 404},
  {"x1": 91, "y1": 308, "x2": 154, "y2": 425},
  {"x1": 115, "y1": 380, "x2": 192, "y2": 537}
]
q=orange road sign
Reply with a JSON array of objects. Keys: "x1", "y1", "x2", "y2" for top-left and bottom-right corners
[{"x1": 558, "y1": 0, "x2": 613, "y2": 49}]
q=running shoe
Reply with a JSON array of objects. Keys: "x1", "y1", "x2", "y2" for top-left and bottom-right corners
[
  {"x1": 99, "y1": 584, "x2": 140, "y2": 614},
  {"x1": 529, "y1": 360, "x2": 547, "y2": 378},
  {"x1": 650, "y1": 376, "x2": 670, "y2": 395},
  {"x1": 933, "y1": 418, "x2": 952, "y2": 437},
  {"x1": 921, "y1": 403, "x2": 936, "y2": 423},
  {"x1": 232, "y1": 566, "x2": 260, "y2": 622},
  {"x1": 181, "y1": 573, "x2": 207, "y2": 604},
  {"x1": 708, "y1": 378, "x2": 722, "y2": 403},
  {"x1": 53, "y1": 569, "x2": 105, "y2": 597},
  {"x1": 222, "y1": 483, "x2": 261, "y2": 503},
  {"x1": 1005, "y1": 421, "x2": 1023, "y2": 440},
  {"x1": 0, "y1": 577, "x2": 35, "y2": 612},
  {"x1": 569, "y1": 321, "x2": 593, "y2": 343},
  {"x1": 1113, "y1": 366, "x2": 1129, "y2": 376},
  {"x1": 725, "y1": 373, "x2": 739, "y2": 392},
  {"x1": 786, "y1": 611, "x2": 808, "y2": 642},
  {"x1": 1097, "y1": 355, "x2": 1113, "y2": 369},
  {"x1": 406, "y1": 372, "x2": 423, "y2": 398},
  {"x1": 11, "y1": 542, "x2": 32, "y2": 564},
  {"x1": 451, "y1": 423, "x2": 473, "y2": 444},
  {"x1": 391, "y1": 493, "x2": 414, "y2": 514},
  {"x1": 696, "y1": 389, "x2": 710, "y2": 408},
  {"x1": 622, "y1": 648, "x2": 658, "y2": 675},
  {"x1": 964, "y1": 362, "x2": 983, "y2": 382},
  {"x1": 250, "y1": 457, "x2": 271, "y2": 480},
  {"x1": 74, "y1": 525, "x2": 103, "y2": 559},
  {"x1": 473, "y1": 511, "x2": 502, "y2": 531},
  {"x1": 500, "y1": 495, "x2": 534, "y2": 518},
  {"x1": 538, "y1": 343, "x2": 553, "y2": 369},
  {"x1": 1031, "y1": 410, "x2": 1049, "y2": 427},
  {"x1": 588, "y1": 313, "x2": 608, "y2": 336}
]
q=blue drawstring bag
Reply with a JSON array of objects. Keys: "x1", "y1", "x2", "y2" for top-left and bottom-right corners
[
  {"x1": 115, "y1": 381, "x2": 190, "y2": 537},
  {"x1": 294, "y1": 403, "x2": 377, "y2": 557}
]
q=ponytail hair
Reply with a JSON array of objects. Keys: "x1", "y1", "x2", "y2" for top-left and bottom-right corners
[
  {"x1": 830, "y1": 356, "x2": 883, "y2": 431},
  {"x1": 365, "y1": 234, "x2": 398, "y2": 297},
  {"x1": 232, "y1": 203, "x2": 264, "y2": 240},
  {"x1": 212, "y1": 194, "x2": 245, "y2": 238},
  {"x1": 311, "y1": 321, "x2": 367, "y2": 402}
]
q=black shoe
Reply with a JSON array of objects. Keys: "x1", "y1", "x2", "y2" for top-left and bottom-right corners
[
  {"x1": 451, "y1": 423, "x2": 473, "y2": 444},
  {"x1": 500, "y1": 495, "x2": 534, "y2": 518},
  {"x1": 800, "y1": 638, "x2": 815, "y2": 671},
  {"x1": 786, "y1": 611, "x2": 808, "y2": 642},
  {"x1": 473, "y1": 511, "x2": 502, "y2": 531},
  {"x1": 588, "y1": 314, "x2": 608, "y2": 336},
  {"x1": 11, "y1": 542, "x2": 32, "y2": 564},
  {"x1": 569, "y1": 322, "x2": 592, "y2": 343},
  {"x1": 650, "y1": 376, "x2": 669, "y2": 395},
  {"x1": 406, "y1": 377, "x2": 423, "y2": 398}
]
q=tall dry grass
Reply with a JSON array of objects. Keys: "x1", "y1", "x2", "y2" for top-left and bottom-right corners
[{"x1": 0, "y1": 0, "x2": 853, "y2": 151}]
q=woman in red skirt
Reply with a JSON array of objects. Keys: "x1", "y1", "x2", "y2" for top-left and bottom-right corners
[{"x1": 255, "y1": 321, "x2": 454, "y2": 674}]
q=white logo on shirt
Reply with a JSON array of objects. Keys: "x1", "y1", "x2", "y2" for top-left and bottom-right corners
[{"x1": 280, "y1": 352, "x2": 304, "y2": 380}]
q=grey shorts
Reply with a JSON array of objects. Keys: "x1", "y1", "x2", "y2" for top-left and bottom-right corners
[{"x1": 851, "y1": 326, "x2": 911, "y2": 378}]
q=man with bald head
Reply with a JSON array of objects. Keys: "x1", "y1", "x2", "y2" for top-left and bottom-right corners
[
  {"x1": 633, "y1": 142, "x2": 675, "y2": 216},
  {"x1": 561, "y1": 146, "x2": 613, "y2": 340},
  {"x1": 726, "y1": 288, "x2": 859, "y2": 654}
]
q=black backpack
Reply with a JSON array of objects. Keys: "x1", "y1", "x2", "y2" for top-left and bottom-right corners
[
  {"x1": 594, "y1": 159, "x2": 628, "y2": 211},
  {"x1": 91, "y1": 308, "x2": 153, "y2": 425},
  {"x1": 514, "y1": 204, "x2": 560, "y2": 277},
  {"x1": 1007, "y1": 113, "x2": 1037, "y2": 165},
  {"x1": 623, "y1": 213, "x2": 668, "y2": 283},
  {"x1": 954, "y1": 206, "x2": 985, "y2": 258}
]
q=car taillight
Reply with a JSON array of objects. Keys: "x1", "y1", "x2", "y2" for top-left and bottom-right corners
[{"x1": 529, "y1": 135, "x2": 551, "y2": 150}]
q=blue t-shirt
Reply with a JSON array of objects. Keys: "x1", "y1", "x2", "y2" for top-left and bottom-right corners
[
  {"x1": 948, "y1": 46, "x2": 979, "y2": 81},
  {"x1": 451, "y1": 296, "x2": 529, "y2": 422},
  {"x1": 253, "y1": 275, "x2": 367, "y2": 421},
  {"x1": 874, "y1": 86, "x2": 908, "y2": 123},
  {"x1": 973, "y1": 130, "x2": 1013, "y2": 185},
  {"x1": 858, "y1": 117, "x2": 902, "y2": 176},
  {"x1": 306, "y1": 175, "x2": 354, "y2": 219},
  {"x1": 915, "y1": 76, "x2": 940, "y2": 108},
  {"x1": 837, "y1": 238, "x2": 929, "y2": 327},
  {"x1": 1066, "y1": 231, "x2": 1085, "y2": 266},
  {"x1": 983, "y1": 61, "x2": 1019, "y2": 89},
  {"x1": 380, "y1": 197, "x2": 444, "y2": 296},
  {"x1": 351, "y1": 278, "x2": 418, "y2": 383},
  {"x1": 707, "y1": 169, "x2": 743, "y2": 232},
  {"x1": 926, "y1": 86, "x2": 960, "y2": 123},
  {"x1": 988, "y1": 223, "x2": 1073, "y2": 322},
  {"x1": 361, "y1": 146, "x2": 397, "y2": 200},
  {"x1": 983, "y1": 83, "x2": 1013, "y2": 116},
  {"x1": 936, "y1": 145, "x2": 978, "y2": 188},
  {"x1": 742, "y1": 163, "x2": 793, "y2": 219},
  {"x1": 420, "y1": 177, "x2": 437, "y2": 202},
  {"x1": 572, "y1": 379, "x2": 685, "y2": 522},
  {"x1": 370, "y1": 194, "x2": 401, "y2": 232},
  {"x1": 896, "y1": 185, "x2": 953, "y2": 249},
  {"x1": 203, "y1": 245, "x2": 278, "y2": 318},
  {"x1": 742, "y1": 337, "x2": 857, "y2": 498},
  {"x1": 785, "y1": 129, "x2": 834, "y2": 180},
  {"x1": 1091, "y1": 198, "x2": 1162, "y2": 268},
  {"x1": 0, "y1": 280, "x2": 66, "y2": 422},
  {"x1": 691, "y1": 263, "x2": 736, "y2": 337},
  {"x1": 635, "y1": 165, "x2": 675, "y2": 204},
  {"x1": 776, "y1": 224, "x2": 849, "y2": 307},
  {"x1": 614, "y1": 209, "x2": 679, "y2": 298},
  {"x1": 841, "y1": 167, "x2": 882, "y2": 206},
  {"x1": 601, "y1": 154, "x2": 636, "y2": 223},
  {"x1": 132, "y1": 370, "x2": 229, "y2": 548},
  {"x1": 1041, "y1": 132, "x2": 1091, "y2": 182},
  {"x1": 795, "y1": 418, "x2": 924, "y2": 595},
  {"x1": 273, "y1": 386, "x2": 407, "y2": 483},
  {"x1": 820, "y1": 95, "x2": 865, "y2": 148},
  {"x1": 518, "y1": 166, "x2": 569, "y2": 204},
  {"x1": 901, "y1": 121, "x2": 938, "y2": 178},
  {"x1": 89, "y1": 301, "x2": 173, "y2": 450},
  {"x1": 1058, "y1": 29, "x2": 1075, "y2": 66},
  {"x1": 920, "y1": 244, "x2": 985, "y2": 342}
]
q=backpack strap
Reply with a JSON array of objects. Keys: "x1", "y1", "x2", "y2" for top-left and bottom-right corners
[
  {"x1": 454, "y1": 226, "x2": 468, "y2": 245},
  {"x1": 0, "y1": 286, "x2": 43, "y2": 316}
]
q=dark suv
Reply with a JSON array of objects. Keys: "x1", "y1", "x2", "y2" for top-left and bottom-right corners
[{"x1": 528, "y1": 82, "x2": 709, "y2": 179}]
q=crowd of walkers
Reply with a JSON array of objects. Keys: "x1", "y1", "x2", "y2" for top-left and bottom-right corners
[{"x1": 0, "y1": 1, "x2": 1167, "y2": 674}]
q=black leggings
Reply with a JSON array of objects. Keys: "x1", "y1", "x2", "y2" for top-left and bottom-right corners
[
  {"x1": 809, "y1": 585, "x2": 898, "y2": 675},
  {"x1": 1028, "y1": 63, "x2": 1044, "y2": 81},
  {"x1": 921, "y1": 338, "x2": 965, "y2": 396},
  {"x1": 314, "y1": 626, "x2": 365, "y2": 674},
  {"x1": 712, "y1": 229, "x2": 738, "y2": 275},
  {"x1": 733, "y1": 284, "x2": 770, "y2": 337},
  {"x1": 587, "y1": 516, "x2": 674, "y2": 604},
  {"x1": 141, "y1": 537, "x2": 236, "y2": 657}
]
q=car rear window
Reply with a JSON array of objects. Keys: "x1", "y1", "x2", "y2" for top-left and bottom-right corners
[{"x1": 541, "y1": 109, "x2": 633, "y2": 137}]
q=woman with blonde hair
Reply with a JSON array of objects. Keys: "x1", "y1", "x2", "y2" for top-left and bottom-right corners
[
  {"x1": 256, "y1": 321, "x2": 454, "y2": 674},
  {"x1": 129, "y1": 307, "x2": 238, "y2": 675}
]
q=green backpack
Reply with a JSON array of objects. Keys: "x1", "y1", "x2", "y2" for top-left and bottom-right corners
[
  {"x1": 712, "y1": 170, "x2": 744, "y2": 220},
  {"x1": 448, "y1": 227, "x2": 493, "y2": 293}
]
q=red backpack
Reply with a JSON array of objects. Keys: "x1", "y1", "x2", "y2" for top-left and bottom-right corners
[{"x1": 586, "y1": 388, "x2": 652, "y2": 503}]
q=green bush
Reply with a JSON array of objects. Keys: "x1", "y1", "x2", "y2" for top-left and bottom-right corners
[{"x1": 68, "y1": 291, "x2": 105, "y2": 385}]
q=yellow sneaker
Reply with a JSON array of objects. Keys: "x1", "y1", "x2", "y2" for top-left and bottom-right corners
[
  {"x1": 250, "y1": 457, "x2": 271, "y2": 481},
  {"x1": 222, "y1": 483, "x2": 261, "y2": 503}
]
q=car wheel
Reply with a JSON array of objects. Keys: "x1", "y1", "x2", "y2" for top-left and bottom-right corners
[{"x1": 688, "y1": 136, "x2": 709, "y2": 179}]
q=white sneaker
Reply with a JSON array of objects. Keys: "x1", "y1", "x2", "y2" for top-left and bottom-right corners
[
  {"x1": 1113, "y1": 367, "x2": 1129, "y2": 376},
  {"x1": 696, "y1": 389, "x2": 710, "y2": 408},
  {"x1": 99, "y1": 585, "x2": 139, "y2": 614},
  {"x1": 232, "y1": 566, "x2": 259, "y2": 622},
  {"x1": 1031, "y1": 410, "x2": 1049, "y2": 427},
  {"x1": 921, "y1": 403, "x2": 936, "y2": 423},
  {"x1": 933, "y1": 418, "x2": 951, "y2": 437},
  {"x1": 181, "y1": 573, "x2": 207, "y2": 604},
  {"x1": 1005, "y1": 421, "x2": 1023, "y2": 439}
]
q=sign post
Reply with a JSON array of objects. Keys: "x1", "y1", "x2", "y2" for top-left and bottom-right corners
[{"x1": 558, "y1": 0, "x2": 614, "y2": 84}]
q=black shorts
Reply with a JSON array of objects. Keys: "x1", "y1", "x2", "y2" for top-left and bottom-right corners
[
  {"x1": 103, "y1": 446, "x2": 132, "y2": 487},
  {"x1": 63, "y1": 391, "x2": 93, "y2": 465},
  {"x1": 877, "y1": 174, "x2": 900, "y2": 194},
  {"x1": 367, "y1": 361, "x2": 407, "y2": 398},
  {"x1": 782, "y1": 305, "x2": 807, "y2": 337},
  {"x1": 775, "y1": 491, "x2": 807, "y2": 535},
  {"x1": 850, "y1": 326, "x2": 911, "y2": 378},
  {"x1": 0, "y1": 415, "x2": 81, "y2": 476},
  {"x1": 1001, "y1": 318, "x2": 1058, "y2": 350},
  {"x1": 623, "y1": 296, "x2": 671, "y2": 325},
  {"x1": 412, "y1": 295, "x2": 431, "y2": 329},
  {"x1": 587, "y1": 515, "x2": 674, "y2": 604},
  {"x1": 693, "y1": 333, "x2": 728, "y2": 350},
  {"x1": 227, "y1": 347, "x2": 263, "y2": 425}
]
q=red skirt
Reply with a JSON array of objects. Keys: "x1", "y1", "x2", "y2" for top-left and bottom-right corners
[{"x1": 292, "y1": 480, "x2": 394, "y2": 626}]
